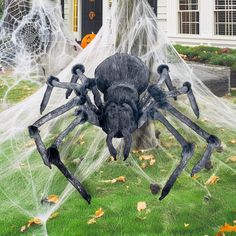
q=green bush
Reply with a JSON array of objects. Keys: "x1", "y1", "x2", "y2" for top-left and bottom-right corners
[
  {"x1": 209, "y1": 54, "x2": 236, "y2": 67},
  {"x1": 231, "y1": 63, "x2": 236, "y2": 72},
  {"x1": 174, "y1": 44, "x2": 236, "y2": 69}
]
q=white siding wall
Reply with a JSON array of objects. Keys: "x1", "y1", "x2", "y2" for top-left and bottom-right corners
[{"x1": 157, "y1": 0, "x2": 168, "y2": 33}]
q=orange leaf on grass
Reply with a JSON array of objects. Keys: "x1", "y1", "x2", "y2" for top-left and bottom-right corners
[
  {"x1": 219, "y1": 223, "x2": 236, "y2": 232},
  {"x1": 87, "y1": 208, "x2": 104, "y2": 225},
  {"x1": 205, "y1": 175, "x2": 219, "y2": 185},
  {"x1": 141, "y1": 162, "x2": 148, "y2": 169},
  {"x1": 87, "y1": 218, "x2": 97, "y2": 225},
  {"x1": 116, "y1": 176, "x2": 126, "y2": 182},
  {"x1": 227, "y1": 156, "x2": 236, "y2": 162},
  {"x1": 192, "y1": 174, "x2": 200, "y2": 180},
  {"x1": 137, "y1": 202, "x2": 147, "y2": 212},
  {"x1": 47, "y1": 194, "x2": 59, "y2": 204},
  {"x1": 95, "y1": 208, "x2": 104, "y2": 218},
  {"x1": 103, "y1": 176, "x2": 126, "y2": 184},
  {"x1": 139, "y1": 155, "x2": 155, "y2": 161},
  {"x1": 132, "y1": 149, "x2": 147, "y2": 154},
  {"x1": 149, "y1": 159, "x2": 156, "y2": 166},
  {"x1": 215, "y1": 223, "x2": 236, "y2": 236},
  {"x1": 20, "y1": 225, "x2": 27, "y2": 232},
  {"x1": 27, "y1": 217, "x2": 42, "y2": 227},
  {"x1": 78, "y1": 135, "x2": 85, "y2": 145},
  {"x1": 49, "y1": 212, "x2": 59, "y2": 220}
]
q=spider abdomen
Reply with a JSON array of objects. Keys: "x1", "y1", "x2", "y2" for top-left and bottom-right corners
[{"x1": 95, "y1": 53, "x2": 150, "y2": 95}]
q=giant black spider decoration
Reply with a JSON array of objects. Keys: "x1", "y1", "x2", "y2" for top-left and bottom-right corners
[{"x1": 29, "y1": 53, "x2": 221, "y2": 204}]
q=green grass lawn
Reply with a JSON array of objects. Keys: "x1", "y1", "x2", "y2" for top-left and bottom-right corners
[
  {"x1": 0, "y1": 73, "x2": 39, "y2": 106},
  {"x1": 0, "y1": 81, "x2": 235, "y2": 236}
]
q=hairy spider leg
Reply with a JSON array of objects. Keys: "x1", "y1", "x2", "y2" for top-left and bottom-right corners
[
  {"x1": 165, "y1": 104, "x2": 221, "y2": 176},
  {"x1": 149, "y1": 109, "x2": 194, "y2": 200},
  {"x1": 158, "y1": 66, "x2": 200, "y2": 118},
  {"x1": 29, "y1": 96, "x2": 92, "y2": 204},
  {"x1": 146, "y1": 80, "x2": 220, "y2": 200}
]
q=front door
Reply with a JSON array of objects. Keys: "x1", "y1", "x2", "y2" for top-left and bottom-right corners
[
  {"x1": 148, "y1": 0, "x2": 157, "y2": 15},
  {"x1": 81, "y1": 0, "x2": 103, "y2": 39}
]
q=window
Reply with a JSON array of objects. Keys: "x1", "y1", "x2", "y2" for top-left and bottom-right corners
[
  {"x1": 178, "y1": 0, "x2": 199, "y2": 34},
  {"x1": 215, "y1": 0, "x2": 236, "y2": 35}
]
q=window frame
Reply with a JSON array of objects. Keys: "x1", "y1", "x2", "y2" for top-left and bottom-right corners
[
  {"x1": 178, "y1": 0, "x2": 200, "y2": 35},
  {"x1": 214, "y1": 0, "x2": 236, "y2": 36}
]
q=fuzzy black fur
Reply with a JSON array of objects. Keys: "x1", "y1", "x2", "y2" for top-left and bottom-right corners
[{"x1": 29, "y1": 53, "x2": 221, "y2": 204}]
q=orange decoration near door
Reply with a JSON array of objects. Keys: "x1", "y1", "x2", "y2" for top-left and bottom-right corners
[{"x1": 81, "y1": 33, "x2": 96, "y2": 48}]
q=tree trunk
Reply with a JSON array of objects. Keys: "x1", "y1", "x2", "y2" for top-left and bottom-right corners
[{"x1": 115, "y1": 0, "x2": 159, "y2": 150}]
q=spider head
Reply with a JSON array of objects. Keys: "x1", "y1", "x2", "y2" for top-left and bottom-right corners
[{"x1": 101, "y1": 102, "x2": 138, "y2": 160}]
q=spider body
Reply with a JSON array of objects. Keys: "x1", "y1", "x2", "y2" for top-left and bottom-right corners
[
  {"x1": 95, "y1": 54, "x2": 149, "y2": 155},
  {"x1": 29, "y1": 53, "x2": 221, "y2": 204}
]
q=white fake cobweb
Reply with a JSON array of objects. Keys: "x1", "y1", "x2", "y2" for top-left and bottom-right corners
[
  {"x1": 0, "y1": 0, "x2": 80, "y2": 109},
  {"x1": 0, "y1": 0, "x2": 236, "y2": 235}
]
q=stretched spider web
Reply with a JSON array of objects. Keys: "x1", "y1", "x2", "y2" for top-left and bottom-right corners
[
  {"x1": 0, "y1": 0, "x2": 235, "y2": 235},
  {"x1": 0, "y1": 0, "x2": 80, "y2": 109}
]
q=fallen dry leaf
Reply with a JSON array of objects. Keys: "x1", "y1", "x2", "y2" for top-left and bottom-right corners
[
  {"x1": 219, "y1": 223, "x2": 236, "y2": 233},
  {"x1": 41, "y1": 194, "x2": 59, "y2": 204},
  {"x1": 87, "y1": 218, "x2": 97, "y2": 225},
  {"x1": 47, "y1": 194, "x2": 59, "y2": 204},
  {"x1": 205, "y1": 175, "x2": 219, "y2": 185},
  {"x1": 141, "y1": 162, "x2": 148, "y2": 169},
  {"x1": 168, "y1": 136, "x2": 175, "y2": 141},
  {"x1": 227, "y1": 156, "x2": 236, "y2": 162},
  {"x1": 95, "y1": 208, "x2": 104, "y2": 218},
  {"x1": 132, "y1": 149, "x2": 139, "y2": 154},
  {"x1": 116, "y1": 176, "x2": 126, "y2": 182},
  {"x1": 87, "y1": 208, "x2": 104, "y2": 225},
  {"x1": 103, "y1": 176, "x2": 126, "y2": 184},
  {"x1": 20, "y1": 212, "x2": 60, "y2": 233},
  {"x1": 184, "y1": 223, "x2": 190, "y2": 228},
  {"x1": 27, "y1": 217, "x2": 42, "y2": 228},
  {"x1": 25, "y1": 140, "x2": 35, "y2": 147},
  {"x1": 132, "y1": 149, "x2": 147, "y2": 154},
  {"x1": 139, "y1": 154, "x2": 155, "y2": 161},
  {"x1": 149, "y1": 159, "x2": 156, "y2": 166},
  {"x1": 78, "y1": 135, "x2": 85, "y2": 145},
  {"x1": 230, "y1": 140, "x2": 236, "y2": 144},
  {"x1": 192, "y1": 174, "x2": 200, "y2": 180},
  {"x1": 20, "y1": 225, "x2": 27, "y2": 233},
  {"x1": 137, "y1": 201, "x2": 147, "y2": 212},
  {"x1": 49, "y1": 212, "x2": 59, "y2": 220},
  {"x1": 216, "y1": 233, "x2": 225, "y2": 236},
  {"x1": 201, "y1": 118, "x2": 208, "y2": 122},
  {"x1": 161, "y1": 142, "x2": 173, "y2": 148}
]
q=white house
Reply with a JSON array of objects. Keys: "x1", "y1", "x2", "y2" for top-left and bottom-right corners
[{"x1": 63, "y1": 0, "x2": 236, "y2": 48}]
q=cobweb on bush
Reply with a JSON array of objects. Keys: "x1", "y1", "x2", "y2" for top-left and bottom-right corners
[
  {"x1": 0, "y1": 0, "x2": 236, "y2": 235},
  {"x1": 0, "y1": 0, "x2": 80, "y2": 109}
]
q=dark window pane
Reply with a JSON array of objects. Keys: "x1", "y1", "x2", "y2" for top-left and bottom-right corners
[{"x1": 179, "y1": 0, "x2": 199, "y2": 34}]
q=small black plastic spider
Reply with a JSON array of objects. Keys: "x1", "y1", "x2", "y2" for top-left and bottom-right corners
[{"x1": 28, "y1": 53, "x2": 221, "y2": 204}]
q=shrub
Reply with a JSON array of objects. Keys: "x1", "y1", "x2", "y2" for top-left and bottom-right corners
[
  {"x1": 209, "y1": 54, "x2": 236, "y2": 67},
  {"x1": 231, "y1": 63, "x2": 236, "y2": 72},
  {"x1": 174, "y1": 45, "x2": 236, "y2": 69}
]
